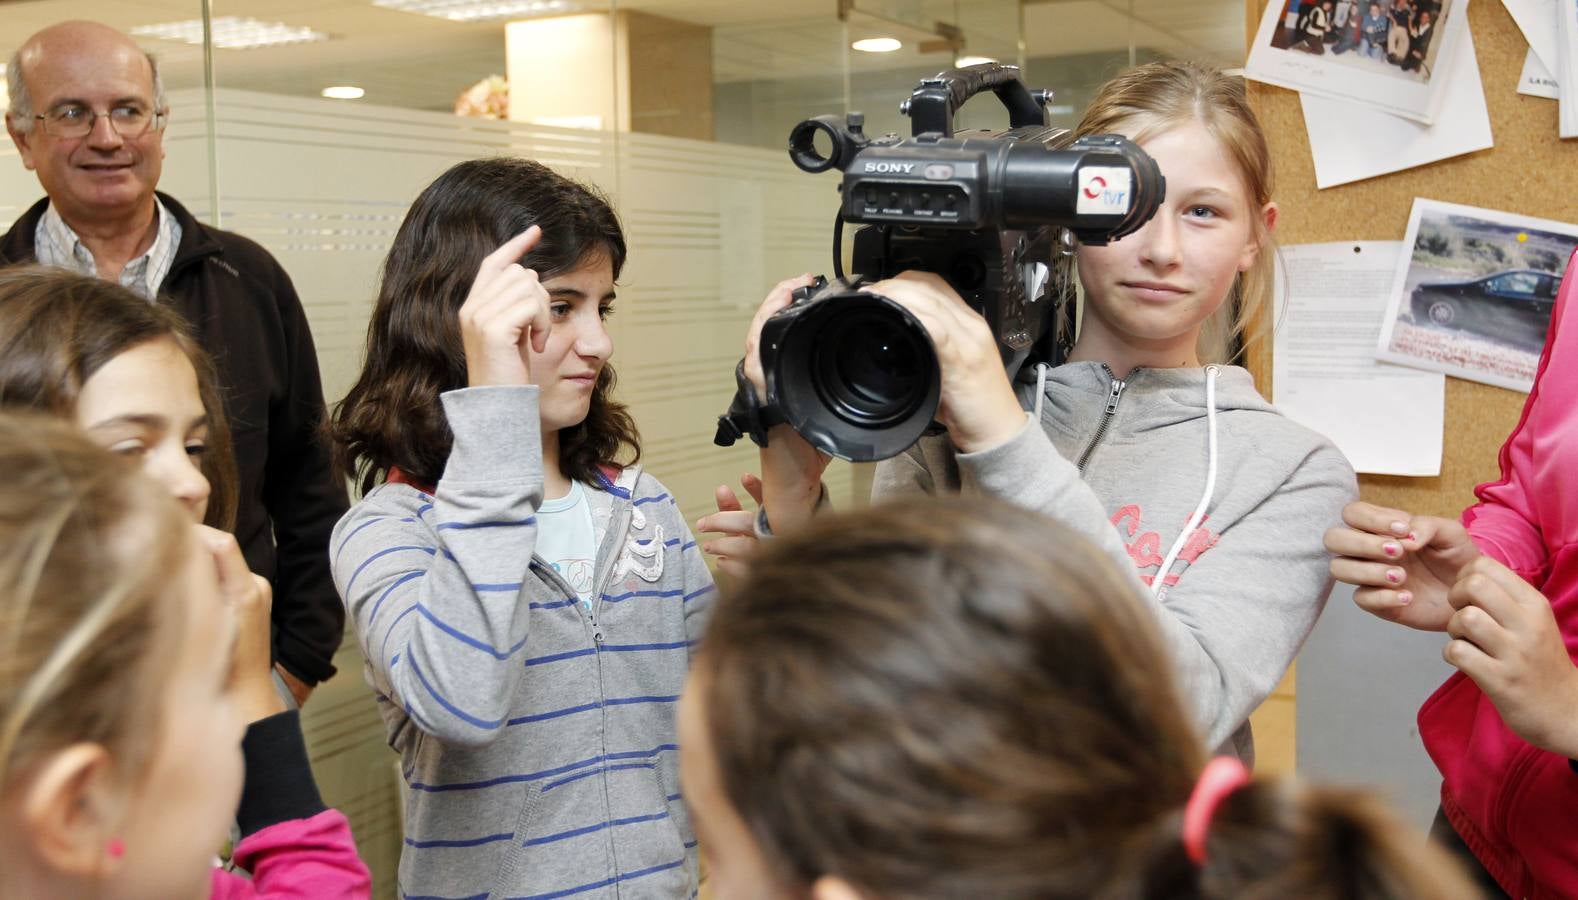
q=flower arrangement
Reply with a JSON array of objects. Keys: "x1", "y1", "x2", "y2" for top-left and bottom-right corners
[{"x1": 454, "y1": 74, "x2": 508, "y2": 119}]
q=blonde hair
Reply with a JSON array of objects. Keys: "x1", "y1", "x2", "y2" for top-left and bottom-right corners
[
  {"x1": 1072, "y1": 60, "x2": 1276, "y2": 365},
  {"x1": 0, "y1": 414, "x2": 190, "y2": 790}
]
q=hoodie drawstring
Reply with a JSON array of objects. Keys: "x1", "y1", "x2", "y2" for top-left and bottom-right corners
[
  {"x1": 1153, "y1": 364, "x2": 1220, "y2": 599},
  {"x1": 1033, "y1": 362, "x2": 1049, "y2": 422}
]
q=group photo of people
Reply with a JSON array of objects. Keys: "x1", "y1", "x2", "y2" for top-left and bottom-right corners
[
  {"x1": 0, "y1": 3, "x2": 1573, "y2": 899},
  {"x1": 1269, "y1": 0, "x2": 1449, "y2": 79}
]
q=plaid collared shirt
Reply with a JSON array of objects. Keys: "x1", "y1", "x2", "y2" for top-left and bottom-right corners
[{"x1": 34, "y1": 198, "x2": 182, "y2": 300}]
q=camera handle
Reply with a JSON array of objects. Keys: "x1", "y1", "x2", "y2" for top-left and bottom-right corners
[
  {"x1": 901, "y1": 63, "x2": 1048, "y2": 139},
  {"x1": 714, "y1": 359, "x2": 786, "y2": 449}
]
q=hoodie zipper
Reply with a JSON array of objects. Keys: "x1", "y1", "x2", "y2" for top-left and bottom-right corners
[
  {"x1": 1076, "y1": 369, "x2": 1127, "y2": 473},
  {"x1": 589, "y1": 496, "x2": 632, "y2": 892}
]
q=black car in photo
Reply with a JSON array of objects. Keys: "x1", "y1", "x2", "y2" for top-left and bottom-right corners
[{"x1": 1409, "y1": 268, "x2": 1561, "y2": 351}]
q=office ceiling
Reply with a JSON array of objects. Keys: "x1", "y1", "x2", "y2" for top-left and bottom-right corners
[{"x1": 0, "y1": 0, "x2": 1245, "y2": 110}]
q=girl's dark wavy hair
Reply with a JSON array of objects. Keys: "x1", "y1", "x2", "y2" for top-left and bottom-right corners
[{"x1": 329, "y1": 156, "x2": 637, "y2": 495}]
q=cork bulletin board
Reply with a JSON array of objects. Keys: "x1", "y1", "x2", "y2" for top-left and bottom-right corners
[{"x1": 1243, "y1": 0, "x2": 1578, "y2": 516}]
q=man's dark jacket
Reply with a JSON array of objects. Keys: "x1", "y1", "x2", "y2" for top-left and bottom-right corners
[{"x1": 1, "y1": 192, "x2": 349, "y2": 685}]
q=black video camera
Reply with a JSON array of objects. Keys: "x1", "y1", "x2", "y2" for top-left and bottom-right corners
[{"x1": 715, "y1": 63, "x2": 1165, "y2": 462}]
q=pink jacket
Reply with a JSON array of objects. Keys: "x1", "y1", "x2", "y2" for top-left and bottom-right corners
[
  {"x1": 1418, "y1": 249, "x2": 1578, "y2": 899},
  {"x1": 210, "y1": 810, "x2": 371, "y2": 899}
]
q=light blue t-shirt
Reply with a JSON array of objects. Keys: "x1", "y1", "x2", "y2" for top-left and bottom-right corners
[{"x1": 535, "y1": 480, "x2": 597, "y2": 610}]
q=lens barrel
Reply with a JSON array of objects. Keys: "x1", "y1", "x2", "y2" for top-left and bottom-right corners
[{"x1": 765, "y1": 290, "x2": 941, "y2": 462}]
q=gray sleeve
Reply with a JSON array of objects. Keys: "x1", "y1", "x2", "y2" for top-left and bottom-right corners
[
  {"x1": 1144, "y1": 450, "x2": 1357, "y2": 749},
  {"x1": 906, "y1": 412, "x2": 1359, "y2": 751},
  {"x1": 332, "y1": 385, "x2": 543, "y2": 748},
  {"x1": 950, "y1": 414, "x2": 1143, "y2": 575}
]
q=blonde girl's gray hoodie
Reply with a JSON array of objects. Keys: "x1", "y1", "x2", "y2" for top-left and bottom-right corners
[
  {"x1": 332, "y1": 386, "x2": 712, "y2": 899},
  {"x1": 874, "y1": 362, "x2": 1357, "y2": 764}
]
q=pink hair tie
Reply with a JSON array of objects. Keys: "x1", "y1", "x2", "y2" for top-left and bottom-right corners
[{"x1": 1181, "y1": 756, "x2": 1251, "y2": 866}]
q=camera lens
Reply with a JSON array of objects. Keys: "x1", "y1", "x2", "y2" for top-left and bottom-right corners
[
  {"x1": 813, "y1": 309, "x2": 929, "y2": 427},
  {"x1": 765, "y1": 289, "x2": 941, "y2": 461}
]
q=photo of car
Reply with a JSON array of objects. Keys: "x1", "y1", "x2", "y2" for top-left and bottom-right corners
[
  {"x1": 1409, "y1": 268, "x2": 1561, "y2": 352},
  {"x1": 1380, "y1": 199, "x2": 1578, "y2": 392}
]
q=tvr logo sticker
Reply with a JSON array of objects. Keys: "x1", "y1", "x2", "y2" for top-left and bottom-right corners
[{"x1": 1076, "y1": 166, "x2": 1132, "y2": 215}]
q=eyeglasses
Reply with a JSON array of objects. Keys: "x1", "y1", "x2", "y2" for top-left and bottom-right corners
[{"x1": 33, "y1": 102, "x2": 168, "y2": 139}]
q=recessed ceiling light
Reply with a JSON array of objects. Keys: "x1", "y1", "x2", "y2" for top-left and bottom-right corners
[
  {"x1": 131, "y1": 17, "x2": 329, "y2": 49},
  {"x1": 372, "y1": 0, "x2": 580, "y2": 22},
  {"x1": 322, "y1": 86, "x2": 366, "y2": 100},
  {"x1": 955, "y1": 56, "x2": 997, "y2": 67},
  {"x1": 851, "y1": 37, "x2": 902, "y2": 53}
]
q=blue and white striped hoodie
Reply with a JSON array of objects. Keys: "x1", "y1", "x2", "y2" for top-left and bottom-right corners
[{"x1": 332, "y1": 385, "x2": 713, "y2": 900}]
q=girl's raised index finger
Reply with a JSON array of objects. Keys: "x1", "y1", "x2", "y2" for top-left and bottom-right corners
[{"x1": 483, "y1": 225, "x2": 544, "y2": 272}]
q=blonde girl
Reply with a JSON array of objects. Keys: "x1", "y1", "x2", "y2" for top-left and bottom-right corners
[{"x1": 711, "y1": 61, "x2": 1357, "y2": 763}]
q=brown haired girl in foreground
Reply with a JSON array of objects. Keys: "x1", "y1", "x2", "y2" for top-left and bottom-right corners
[
  {"x1": 683, "y1": 496, "x2": 1475, "y2": 900},
  {"x1": 0, "y1": 417, "x2": 369, "y2": 898}
]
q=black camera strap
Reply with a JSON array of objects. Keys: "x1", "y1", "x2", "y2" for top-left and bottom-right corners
[{"x1": 714, "y1": 359, "x2": 785, "y2": 449}]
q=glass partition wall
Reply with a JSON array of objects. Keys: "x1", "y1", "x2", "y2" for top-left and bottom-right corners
[{"x1": 1, "y1": 3, "x2": 1246, "y2": 896}]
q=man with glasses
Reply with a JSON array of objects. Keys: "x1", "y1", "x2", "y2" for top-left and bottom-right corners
[{"x1": 2, "y1": 20, "x2": 348, "y2": 707}]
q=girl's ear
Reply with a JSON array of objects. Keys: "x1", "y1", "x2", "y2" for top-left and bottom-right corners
[
  {"x1": 1238, "y1": 200, "x2": 1280, "y2": 273},
  {"x1": 16, "y1": 743, "x2": 126, "y2": 879},
  {"x1": 810, "y1": 875, "x2": 867, "y2": 900}
]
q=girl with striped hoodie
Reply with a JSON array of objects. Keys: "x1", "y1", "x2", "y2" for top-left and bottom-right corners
[{"x1": 328, "y1": 157, "x2": 712, "y2": 900}]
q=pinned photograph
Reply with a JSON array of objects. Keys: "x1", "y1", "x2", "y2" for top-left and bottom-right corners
[
  {"x1": 1376, "y1": 199, "x2": 1578, "y2": 392},
  {"x1": 1245, "y1": 0, "x2": 1466, "y2": 123},
  {"x1": 1299, "y1": 25, "x2": 1490, "y2": 189}
]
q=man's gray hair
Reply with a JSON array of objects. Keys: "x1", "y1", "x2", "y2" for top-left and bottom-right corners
[{"x1": 6, "y1": 46, "x2": 167, "y2": 132}]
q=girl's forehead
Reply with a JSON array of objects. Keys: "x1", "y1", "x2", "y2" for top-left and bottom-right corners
[{"x1": 1136, "y1": 123, "x2": 1256, "y2": 201}]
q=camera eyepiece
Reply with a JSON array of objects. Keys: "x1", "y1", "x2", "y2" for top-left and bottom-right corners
[{"x1": 788, "y1": 115, "x2": 854, "y2": 174}]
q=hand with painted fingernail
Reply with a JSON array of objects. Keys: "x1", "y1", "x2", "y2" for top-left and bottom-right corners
[{"x1": 1324, "y1": 500, "x2": 1481, "y2": 632}]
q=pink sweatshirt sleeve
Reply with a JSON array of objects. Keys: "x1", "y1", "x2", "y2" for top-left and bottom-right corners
[
  {"x1": 1461, "y1": 249, "x2": 1578, "y2": 583},
  {"x1": 209, "y1": 810, "x2": 372, "y2": 900},
  {"x1": 1465, "y1": 405, "x2": 1549, "y2": 579}
]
